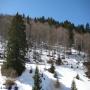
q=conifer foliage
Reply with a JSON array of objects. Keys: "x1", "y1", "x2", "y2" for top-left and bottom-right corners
[
  {"x1": 71, "y1": 80, "x2": 77, "y2": 90},
  {"x1": 33, "y1": 66, "x2": 42, "y2": 90},
  {"x1": 76, "y1": 74, "x2": 80, "y2": 80},
  {"x1": 1, "y1": 13, "x2": 27, "y2": 77},
  {"x1": 56, "y1": 54, "x2": 62, "y2": 65},
  {"x1": 49, "y1": 62, "x2": 55, "y2": 73}
]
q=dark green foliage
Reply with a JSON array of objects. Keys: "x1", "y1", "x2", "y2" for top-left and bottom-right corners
[
  {"x1": 76, "y1": 25, "x2": 86, "y2": 33},
  {"x1": 56, "y1": 55, "x2": 62, "y2": 65},
  {"x1": 47, "y1": 17, "x2": 60, "y2": 27},
  {"x1": 63, "y1": 20, "x2": 74, "y2": 47},
  {"x1": 86, "y1": 23, "x2": 90, "y2": 32},
  {"x1": 49, "y1": 62, "x2": 55, "y2": 73},
  {"x1": 33, "y1": 66, "x2": 42, "y2": 90},
  {"x1": 38, "y1": 16, "x2": 45, "y2": 23},
  {"x1": 63, "y1": 20, "x2": 75, "y2": 30},
  {"x1": 27, "y1": 15, "x2": 30, "y2": 24},
  {"x1": 34, "y1": 16, "x2": 45, "y2": 23},
  {"x1": 86, "y1": 23, "x2": 89, "y2": 30},
  {"x1": 71, "y1": 80, "x2": 77, "y2": 90},
  {"x1": 34, "y1": 17, "x2": 60, "y2": 27},
  {"x1": 1, "y1": 12, "x2": 27, "y2": 77},
  {"x1": 76, "y1": 74, "x2": 80, "y2": 80},
  {"x1": 22, "y1": 14, "x2": 25, "y2": 19}
]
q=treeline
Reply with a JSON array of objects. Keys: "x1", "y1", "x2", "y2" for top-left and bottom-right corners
[
  {"x1": 0, "y1": 14, "x2": 90, "y2": 55},
  {"x1": 33, "y1": 16, "x2": 90, "y2": 33},
  {"x1": 0, "y1": 14, "x2": 90, "y2": 39}
]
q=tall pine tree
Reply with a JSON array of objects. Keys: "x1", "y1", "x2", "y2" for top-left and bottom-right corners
[
  {"x1": 33, "y1": 66, "x2": 42, "y2": 90},
  {"x1": 1, "y1": 12, "x2": 27, "y2": 77}
]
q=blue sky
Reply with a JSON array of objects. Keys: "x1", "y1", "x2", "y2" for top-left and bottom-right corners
[{"x1": 0, "y1": 0, "x2": 90, "y2": 25}]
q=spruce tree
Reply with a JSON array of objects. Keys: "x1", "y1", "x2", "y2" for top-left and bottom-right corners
[
  {"x1": 49, "y1": 62, "x2": 55, "y2": 73},
  {"x1": 27, "y1": 15, "x2": 30, "y2": 24},
  {"x1": 71, "y1": 80, "x2": 77, "y2": 90},
  {"x1": 86, "y1": 23, "x2": 89, "y2": 30},
  {"x1": 1, "y1": 12, "x2": 27, "y2": 77},
  {"x1": 63, "y1": 20, "x2": 74, "y2": 48},
  {"x1": 76, "y1": 74, "x2": 80, "y2": 80},
  {"x1": 33, "y1": 66, "x2": 42, "y2": 90},
  {"x1": 56, "y1": 54, "x2": 62, "y2": 65}
]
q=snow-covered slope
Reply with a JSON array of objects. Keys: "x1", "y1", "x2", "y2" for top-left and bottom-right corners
[{"x1": 0, "y1": 43, "x2": 90, "y2": 90}]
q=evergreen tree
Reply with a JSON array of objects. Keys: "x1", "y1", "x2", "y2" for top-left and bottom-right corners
[
  {"x1": 71, "y1": 80, "x2": 77, "y2": 90},
  {"x1": 86, "y1": 23, "x2": 90, "y2": 32},
  {"x1": 63, "y1": 20, "x2": 74, "y2": 48},
  {"x1": 86, "y1": 23, "x2": 89, "y2": 29},
  {"x1": 76, "y1": 25, "x2": 85, "y2": 33},
  {"x1": 39, "y1": 16, "x2": 45, "y2": 23},
  {"x1": 1, "y1": 12, "x2": 27, "y2": 77},
  {"x1": 22, "y1": 13, "x2": 25, "y2": 19},
  {"x1": 56, "y1": 54, "x2": 62, "y2": 65},
  {"x1": 76, "y1": 74, "x2": 80, "y2": 80},
  {"x1": 33, "y1": 66, "x2": 42, "y2": 90},
  {"x1": 49, "y1": 62, "x2": 55, "y2": 73},
  {"x1": 27, "y1": 15, "x2": 30, "y2": 24},
  {"x1": 34, "y1": 17, "x2": 38, "y2": 23},
  {"x1": 77, "y1": 44, "x2": 82, "y2": 55}
]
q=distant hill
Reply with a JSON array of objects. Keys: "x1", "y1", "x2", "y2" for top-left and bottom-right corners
[{"x1": 0, "y1": 14, "x2": 90, "y2": 54}]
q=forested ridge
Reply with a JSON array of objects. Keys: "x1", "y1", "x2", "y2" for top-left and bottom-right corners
[{"x1": 0, "y1": 14, "x2": 90, "y2": 55}]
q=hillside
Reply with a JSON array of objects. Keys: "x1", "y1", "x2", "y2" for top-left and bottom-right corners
[
  {"x1": 0, "y1": 42, "x2": 90, "y2": 90},
  {"x1": 0, "y1": 14, "x2": 90, "y2": 90},
  {"x1": 0, "y1": 15, "x2": 90, "y2": 59}
]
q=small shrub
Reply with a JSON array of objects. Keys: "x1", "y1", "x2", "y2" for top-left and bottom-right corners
[
  {"x1": 76, "y1": 74, "x2": 80, "y2": 80},
  {"x1": 71, "y1": 65, "x2": 73, "y2": 68},
  {"x1": 49, "y1": 62, "x2": 55, "y2": 73},
  {"x1": 29, "y1": 69, "x2": 33, "y2": 73},
  {"x1": 77, "y1": 66, "x2": 78, "y2": 68},
  {"x1": 56, "y1": 58, "x2": 62, "y2": 65}
]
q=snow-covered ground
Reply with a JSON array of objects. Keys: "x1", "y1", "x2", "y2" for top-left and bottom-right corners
[{"x1": 0, "y1": 43, "x2": 90, "y2": 90}]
